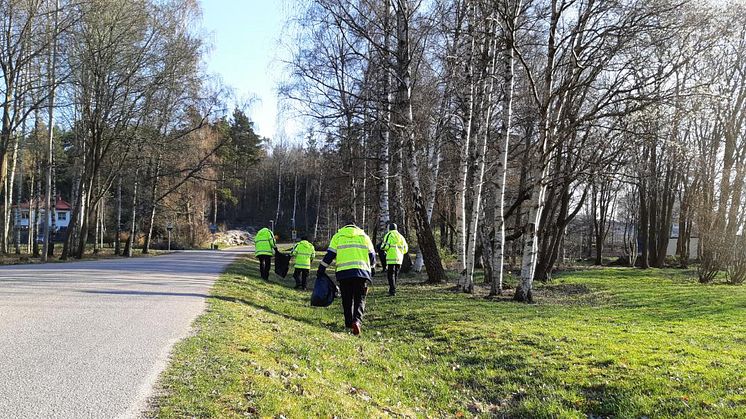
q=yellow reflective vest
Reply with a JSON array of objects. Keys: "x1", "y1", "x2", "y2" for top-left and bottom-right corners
[
  {"x1": 291, "y1": 240, "x2": 315, "y2": 269},
  {"x1": 254, "y1": 228, "x2": 275, "y2": 256},
  {"x1": 322, "y1": 225, "x2": 375, "y2": 279},
  {"x1": 382, "y1": 230, "x2": 409, "y2": 265}
]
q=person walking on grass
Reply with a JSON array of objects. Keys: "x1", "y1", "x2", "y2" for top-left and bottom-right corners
[
  {"x1": 381, "y1": 223, "x2": 408, "y2": 296},
  {"x1": 290, "y1": 237, "x2": 315, "y2": 290},
  {"x1": 254, "y1": 226, "x2": 276, "y2": 280},
  {"x1": 317, "y1": 221, "x2": 376, "y2": 336}
]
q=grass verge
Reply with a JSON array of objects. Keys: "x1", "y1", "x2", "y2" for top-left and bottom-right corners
[
  {"x1": 0, "y1": 247, "x2": 172, "y2": 265},
  {"x1": 149, "y1": 257, "x2": 746, "y2": 418}
]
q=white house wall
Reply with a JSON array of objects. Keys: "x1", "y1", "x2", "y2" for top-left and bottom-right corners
[
  {"x1": 14, "y1": 209, "x2": 71, "y2": 229},
  {"x1": 666, "y1": 237, "x2": 699, "y2": 260}
]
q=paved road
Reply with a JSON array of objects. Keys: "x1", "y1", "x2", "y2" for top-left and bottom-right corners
[{"x1": 0, "y1": 247, "x2": 248, "y2": 418}]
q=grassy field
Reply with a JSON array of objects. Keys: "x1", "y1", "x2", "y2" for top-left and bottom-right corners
[{"x1": 149, "y1": 256, "x2": 746, "y2": 418}]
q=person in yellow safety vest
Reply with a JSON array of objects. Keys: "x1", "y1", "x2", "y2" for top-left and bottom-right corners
[
  {"x1": 317, "y1": 222, "x2": 376, "y2": 336},
  {"x1": 290, "y1": 237, "x2": 315, "y2": 290},
  {"x1": 381, "y1": 223, "x2": 409, "y2": 296},
  {"x1": 254, "y1": 227, "x2": 276, "y2": 280}
]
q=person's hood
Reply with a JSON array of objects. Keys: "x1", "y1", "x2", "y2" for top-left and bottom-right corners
[{"x1": 339, "y1": 225, "x2": 366, "y2": 237}]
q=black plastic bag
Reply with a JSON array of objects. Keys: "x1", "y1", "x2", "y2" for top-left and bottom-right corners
[
  {"x1": 311, "y1": 273, "x2": 338, "y2": 307},
  {"x1": 401, "y1": 252, "x2": 413, "y2": 273},
  {"x1": 274, "y1": 249, "x2": 291, "y2": 278}
]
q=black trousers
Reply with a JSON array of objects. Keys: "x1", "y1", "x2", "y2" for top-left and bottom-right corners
[
  {"x1": 339, "y1": 278, "x2": 368, "y2": 328},
  {"x1": 258, "y1": 255, "x2": 272, "y2": 279},
  {"x1": 293, "y1": 268, "x2": 309, "y2": 289},
  {"x1": 387, "y1": 264, "x2": 401, "y2": 294}
]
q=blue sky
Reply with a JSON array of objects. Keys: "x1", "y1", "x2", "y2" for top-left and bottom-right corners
[{"x1": 199, "y1": 0, "x2": 292, "y2": 140}]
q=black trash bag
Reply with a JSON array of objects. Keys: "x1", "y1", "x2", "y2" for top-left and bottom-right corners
[
  {"x1": 401, "y1": 252, "x2": 413, "y2": 273},
  {"x1": 311, "y1": 273, "x2": 338, "y2": 307},
  {"x1": 274, "y1": 249, "x2": 291, "y2": 278}
]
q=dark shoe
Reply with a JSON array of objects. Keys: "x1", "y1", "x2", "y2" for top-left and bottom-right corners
[
  {"x1": 351, "y1": 321, "x2": 362, "y2": 336},
  {"x1": 389, "y1": 289, "x2": 396, "y2": 296}
]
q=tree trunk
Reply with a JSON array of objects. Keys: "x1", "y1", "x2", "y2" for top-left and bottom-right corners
[
  {"x1": 32, "y1": 162, "x2": 41, "y2": 258},
  {"x1": 115, "y1": 176, "x2": 122, "y2": 255},
  {"x1": 274, "y1": 161, "x2": 282, "y2": 227},
  {"x1": 464, "y1": 20, "x2": 497, "y2": 293},
  {"x1": 377, "y1": 4, "x2": 391, "y2": 235},
  {"x1": 14, "y1": 126, "x2": 24, "y2": 255},
  {"x1": 455, "y1": 28, "x2": 478, "y2": 284},
  {"x1": 4, "y1": 132, "x2": 19, "y2": 255},
  {"x1": 292, "y1": 171, "x2": 298, "y2": 231},
  {"x1": 143, "y1": 156, "x2": 162, "y2": 254},
  {"x1": 394, "y1": 0, "x2": 447, "y2": 284},
  {"x1": 126, "y1": 169, "x2": 139, "y2": 257},
  {"x1": 413, "y1": 131, "x2": 441, "y2": 273},
  {"x1": 313, "y1": 175, "x2": 322, "y2": 241},
  {"x1": 490, "y1": 1, "x2": 520, "y2": 295},
  {"x1": 41, "y1": 1, "x2": 59, "y2": 262}
]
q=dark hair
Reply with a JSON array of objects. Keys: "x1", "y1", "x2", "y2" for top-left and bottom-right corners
[
  {"x1": 388, "y1": 223, "x2": 398, "y2": 231},
  {"x1": 339, "y1": 212, "x2": 356, "y2": 227}
]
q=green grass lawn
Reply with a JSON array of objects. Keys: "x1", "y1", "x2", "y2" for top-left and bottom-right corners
[{"x1": 148, "y1": 257, "x2": 746, "y2": 418}]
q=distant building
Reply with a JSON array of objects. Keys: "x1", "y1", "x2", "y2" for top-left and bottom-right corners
[
  {"x1": 13, "y1": 196, "x2": 72, "y2": 232},
  {"x1": 668, "y1": 224, "x2": 699, "y2": 259}
]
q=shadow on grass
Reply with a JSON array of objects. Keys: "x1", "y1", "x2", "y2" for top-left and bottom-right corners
[{"x1": 210, "y1": 294, "x2": 348, "y2": 333}]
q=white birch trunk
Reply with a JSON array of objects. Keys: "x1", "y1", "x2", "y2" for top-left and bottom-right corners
[
  {"x1": 377, "y1": 76, "x2": 391, "y2": 234},
  {"x1": 491, "y1": 1, "x2": 521, "y2": 296},
  {"x1": 464, "y1": 20, "x2": 498, "y2": 293},
  {"x1": 378, "y1": 127, "x2": 390, "y2": 233},
  {"x1": 42, "y1": 0, "x2": 59, "y2": 262},
  {"x1": 361, "y1": 126, "x2": 367, "y2": 231},
  {"x1": 4, "y1": 133, "x2": 19, "y2": 253},
  {"x1": 456, "y1": 24, "x2": 479, "y2": 284},
  {"x1": 514, "y1": 0, "x2": 563, "y2": 302},
  {"x1": 517, "y1": 161, "x2": 548, "y2": 301},
  {"x1": 126, "y1": 171, "x2": 138, "y2": 258},
  {"x1": 14, "y1": 126, "x2": 24, "y2": 255}
]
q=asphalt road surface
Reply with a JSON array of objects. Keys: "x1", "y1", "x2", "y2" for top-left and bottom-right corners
[{"x1": 0, "y1": 247, "x2": 248, "y2": 418}]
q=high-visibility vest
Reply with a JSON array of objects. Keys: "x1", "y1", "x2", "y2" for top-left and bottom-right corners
[
  {"x1": 328, "y1": 225, "x2": 375, "y2": 272},
  {"x1": 291, "y1": 240, "x2": 315, "y2": 269},
  {"x1": 382, "y1": 230, "x2": 408, "y2": 265},
  {"x1": 254, "y1": 228, "x2": 275, "y2": 256}
]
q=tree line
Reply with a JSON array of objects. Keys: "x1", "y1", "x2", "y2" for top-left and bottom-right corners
[
  {"x1": 260, "y1": 0, "x2": 746, "y2": 302},
  {"x1": 4, "y1": 0, "x2": 746, "y2": 304},
  {"x1": 0, "y1": 0, "x2": 262, "y2": 261}
]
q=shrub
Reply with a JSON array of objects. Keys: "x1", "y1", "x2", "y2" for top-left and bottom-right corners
[
  {"x1": 725, "y1": 236, "x2": 746, "y2": 285},
  {"x1": 698, "y1": 233, "x2": 725, "y2": 283}
]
